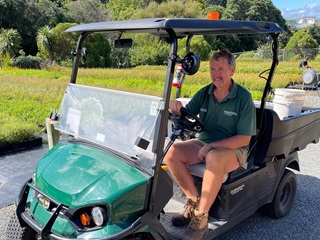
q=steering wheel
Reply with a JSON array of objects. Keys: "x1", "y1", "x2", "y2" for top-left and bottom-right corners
[{"x1": 169, "y1": 107, "x2": 204, "y2": 134}]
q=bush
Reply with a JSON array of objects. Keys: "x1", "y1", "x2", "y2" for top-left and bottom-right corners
[
  {"x1": 11, "y1": 55, "x2": 44, "y2": 69},
  {"x1": 237, "y1": 51, "x2": 254, "y2": 60},
  {"x1": 1, "y1": 52, "x2": 11, "y2": 68},
  {"x1": 0, "y1": 113, "x2": 40, "y2": 146}
]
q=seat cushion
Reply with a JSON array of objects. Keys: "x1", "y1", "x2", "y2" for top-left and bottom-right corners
[{"x1": 188, "y1": 164, "x2": 229, "y2": 183}]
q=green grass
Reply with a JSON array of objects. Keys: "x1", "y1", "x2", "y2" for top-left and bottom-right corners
[{"x1": 0, "y1": 59, "x2": 319, "y2": 148}]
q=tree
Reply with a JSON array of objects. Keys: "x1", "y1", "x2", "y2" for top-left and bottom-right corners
[
  {"x1": 210, "y1": 0, "x2": 290, "y2": 52},
  {"x1": 132, "y1": 0, "x2": 201, "y2": 19},
  {"x1": 308, "y1": 25, "x2": 320, "y2": 46},
  {"x1": 129, "y1": 34, "x2": 170, "y2": 66},
  {"x1": 106, "y1": 0, "x2": 150, "y2": 20},
  {"x1": 285, "y1": 28, "x2": 318, "y2": 58},
  {"x1": 222, "y1": 0, "x2": 289, "y2": 34},
  {"x1": 195, "y1": 0, "x2": 227, "y2": 9},
  {"x1": 50, "y1": 23, "x2": 79, "y2": 66},
  {"x1": 204, "y1": 34, "x2": 243, "y2": 53},
  {"x1": 81, "y1": 33, "x2": 112, "y2": 68},
  {"x1": 0, "y1": 28, "x2": 22, "y2": 58},
  {"x1": 278, "y1": 21, "x2": 295, "y2": 49},
  {"x1": 37, "y1": 26, "x2": 55, "y2": 64},
  {"x1": 65, "y1": 0, "x2": 109, "y2": 24},
  {"x1": 0, "y1": 0, "x2": 69, "y2": 56},
  {"x1": 125, "y1": 0, "x2": 203, "y2": 66},
  {"x1": 48, "y1": 22, "x2": 112, "y2": 68},
  {"x1": 36, "y1": 0, "x2": 69, "y2": 27},
  {"x1": 178, "y1": 36, "x2": 212, "y2": 61}
]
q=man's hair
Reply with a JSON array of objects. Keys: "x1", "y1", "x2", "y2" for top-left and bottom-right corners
[{"x1": 210, "y1": 49, "x2": 236, "y2": 67}]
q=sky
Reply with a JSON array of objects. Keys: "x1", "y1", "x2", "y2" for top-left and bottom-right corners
[
  {"x1": 272, "y1": 1, "x2": 320, "y2": 18},
  {"x1": 272, "y1": 0, "x2": 317, "y2": 10}
]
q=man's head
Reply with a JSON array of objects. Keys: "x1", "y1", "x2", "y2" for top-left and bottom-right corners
[
  {"x1": 209, "y1": 49, "x2": 236, "y2": 89},
  {"x1": 210, "y1": 49, "x2": 236, "y2": 68}
]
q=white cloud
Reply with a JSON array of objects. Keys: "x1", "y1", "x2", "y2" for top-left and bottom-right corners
[{"x1": 281, "y1": 4, "x2": 320, "y2": 18}]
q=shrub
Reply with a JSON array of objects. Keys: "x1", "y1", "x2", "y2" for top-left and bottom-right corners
[
  {"x1": 11, "y1": 55, "x2": 44, "y2": 69},
  {"x1": 0, "y1": 113, "x2": 40, "y2": 146}
]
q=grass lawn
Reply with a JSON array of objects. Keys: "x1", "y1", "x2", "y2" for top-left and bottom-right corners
[{"x1": 0, "y1": 59, "x2": 318, "y2": 149}]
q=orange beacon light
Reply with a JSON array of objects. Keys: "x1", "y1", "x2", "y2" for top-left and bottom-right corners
[{"x1": 207, "y1": 12, "x2": 219, "y2": 20}]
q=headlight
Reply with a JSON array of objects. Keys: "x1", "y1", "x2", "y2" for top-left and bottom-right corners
[
  {"x1": 91, "y1": 206, "x2": 107, "y2": 226},
  {"x1": 71, "y1": 205, "x2": 108, "y2": 230},
  {"x1": 37, "y1": 194, "x2": 50, "y2": 210},
  {"x1": 32, "y1": 172, "x2": 36, "y2": 183}
]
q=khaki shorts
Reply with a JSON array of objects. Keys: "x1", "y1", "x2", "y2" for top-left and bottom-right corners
[{"x1": 190, "y1": 139, "x2": 249, "y2": 169}]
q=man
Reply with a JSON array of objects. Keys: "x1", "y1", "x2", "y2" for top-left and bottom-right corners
[
  {"x1": 165, "y1": 49, "x2": 256, "y2": 240},
  {"x1": 298, "y1": 57, "x2": 312, "y2": 68}
]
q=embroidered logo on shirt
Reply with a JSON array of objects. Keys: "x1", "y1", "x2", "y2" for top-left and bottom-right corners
[
  {"x1": 224, "y1": 110, "x2": 237, "y2": 117},
  {"x1": 200, "y1": 108, "x2": 207, "y2": 112}
]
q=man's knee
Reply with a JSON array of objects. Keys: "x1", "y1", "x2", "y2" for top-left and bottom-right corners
[
  {"x1": 165, "y1": 144, "x2": 176, "y2": 164},
  {"x1": 166, "y1": 143, "x2": 186, "y2": 162},
  {"x1": 206, "y1": 148, "x2": 240, "y2": 173},
  {"x1": 166, "y1": 142, "x2": 200, "y2": 165},
  {"x1": 205, "y1": 148, "x2": 231, "y2": 167}
]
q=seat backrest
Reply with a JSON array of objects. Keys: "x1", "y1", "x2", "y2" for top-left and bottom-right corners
[{"x1": 252, "y1": 108, "x2": 274, "y2": 164}]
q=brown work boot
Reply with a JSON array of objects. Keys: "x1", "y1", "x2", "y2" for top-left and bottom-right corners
[
  {"x1": 171, "y1": 196, "x2": 199, "y2": 226},
  {"x1": 180, "y1": 210, "x2": 209, "y2": 240}
]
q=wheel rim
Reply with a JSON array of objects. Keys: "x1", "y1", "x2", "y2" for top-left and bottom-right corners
[{"x1": 280, "y1": 182, "x2": 292, "y2": 209}]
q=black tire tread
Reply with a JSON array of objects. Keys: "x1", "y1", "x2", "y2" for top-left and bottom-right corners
[{"x1": 261, "y1": 169, "x2": 297, "y2": 219}]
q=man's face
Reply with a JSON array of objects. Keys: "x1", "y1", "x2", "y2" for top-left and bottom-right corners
[{"x1": 210, "y1": 57, "x2": 235, "y2": 89}]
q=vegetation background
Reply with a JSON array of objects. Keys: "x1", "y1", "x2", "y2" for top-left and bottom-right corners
[{"x1": 0, "y1": 0, "x2": 320, "y2": 150}]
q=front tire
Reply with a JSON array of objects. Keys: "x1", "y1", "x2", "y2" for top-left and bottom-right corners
[
  {"x1": 261, "y1": 169, "x2": 297, "y2": 218},
  {"x1": 5, "y1": 209, "x2": 37, "y2": 240}
]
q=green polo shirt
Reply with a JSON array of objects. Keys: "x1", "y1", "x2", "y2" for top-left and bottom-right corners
[{"x1": 185, "y1": 80, "x2": 256, "y2": 145}]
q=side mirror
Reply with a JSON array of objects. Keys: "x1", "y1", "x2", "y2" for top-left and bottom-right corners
[
  {"x1": 81, "y1": 47, "x2": 87, "y2": 64},
  {"x1": 114, "y1": 39, "x2": 133, "y2": 48},
  {"x1": 181, "y1": 52, "x2": 200, "y2": 75}
]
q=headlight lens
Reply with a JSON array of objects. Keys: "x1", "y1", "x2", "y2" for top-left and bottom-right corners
[
  {"x1": 38, "y1": 194, "x2": 50, "y2": 210},
  {"x1": 32, "y1": 172, "x2": 36, "y2": 183},
  {"x1": 91, "y1": 206, "x2": 106, "y2": 226},
  {"x1": 71, "y1": 205, "x2": 108, "y2": 230}
]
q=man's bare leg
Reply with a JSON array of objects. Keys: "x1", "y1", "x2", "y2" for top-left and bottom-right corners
[
  {"x1": 165, "y1": 141, "x2": 203, "y2": 198},
  {"x1": 197, "y1": 148, "x2": 240, "y2": 213},
  {"x1": 165, "y1": 141, "x2": 204, "y2": 226}
]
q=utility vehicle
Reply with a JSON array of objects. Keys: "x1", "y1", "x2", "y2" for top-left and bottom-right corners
[{"x1": 6, "y1": 18, "x2": 320, "y2": 240}]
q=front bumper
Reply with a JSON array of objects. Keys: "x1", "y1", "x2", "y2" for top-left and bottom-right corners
[{"x1": 16, "y1": 182, "x2": 144, "y2": 240}]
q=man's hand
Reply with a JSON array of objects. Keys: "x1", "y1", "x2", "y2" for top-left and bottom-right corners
[
  {"x1": 198, "y1": 144, "x2": 215, "y2": 161},
  {"x1": 169, "y1": 100, "x2": 183, "y2": 115}
]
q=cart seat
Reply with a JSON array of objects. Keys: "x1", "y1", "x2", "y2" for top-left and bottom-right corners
[
  {"x1": 188, "y1": 164, "x2": 229, "y2": 183},
  {"x1": 188, "y1": 153, "x2": 254, "y2": 183}
]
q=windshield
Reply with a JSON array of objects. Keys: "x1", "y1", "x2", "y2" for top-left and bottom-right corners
[{"x1": 55, "y1": 84, "x2": 164, "y2": 175}]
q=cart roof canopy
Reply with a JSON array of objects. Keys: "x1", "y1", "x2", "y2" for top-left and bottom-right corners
[{"x1": 66, "y1": 18, "x2": 284, "y2": 37}]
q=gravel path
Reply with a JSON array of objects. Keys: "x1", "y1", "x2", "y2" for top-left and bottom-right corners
[
  {"x1": 0, "y1": 205, "x2": 14, "y2": 239},
  {"x1": 1, "y1": 142, "x2": 319, "y2": 240}
]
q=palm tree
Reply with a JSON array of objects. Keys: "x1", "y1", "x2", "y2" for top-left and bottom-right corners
[
  {"x1": 37, "y1": 26, "x2": 54, "y2": 64},
  {"x1": 0, "y1": 28, "x2": 21, "y2": 58}
]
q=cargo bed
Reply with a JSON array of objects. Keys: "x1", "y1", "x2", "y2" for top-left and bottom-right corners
[{"x1": 254, "y1": 102, "x2": 320, "y2": 163}]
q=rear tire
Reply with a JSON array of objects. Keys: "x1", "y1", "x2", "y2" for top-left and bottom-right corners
[
  {"x1": 5, "y1": 209, "x2": 37, "y2": 240},
  {"x1": 261, "y1": 169, "x2": 297, "y2": 218}
]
